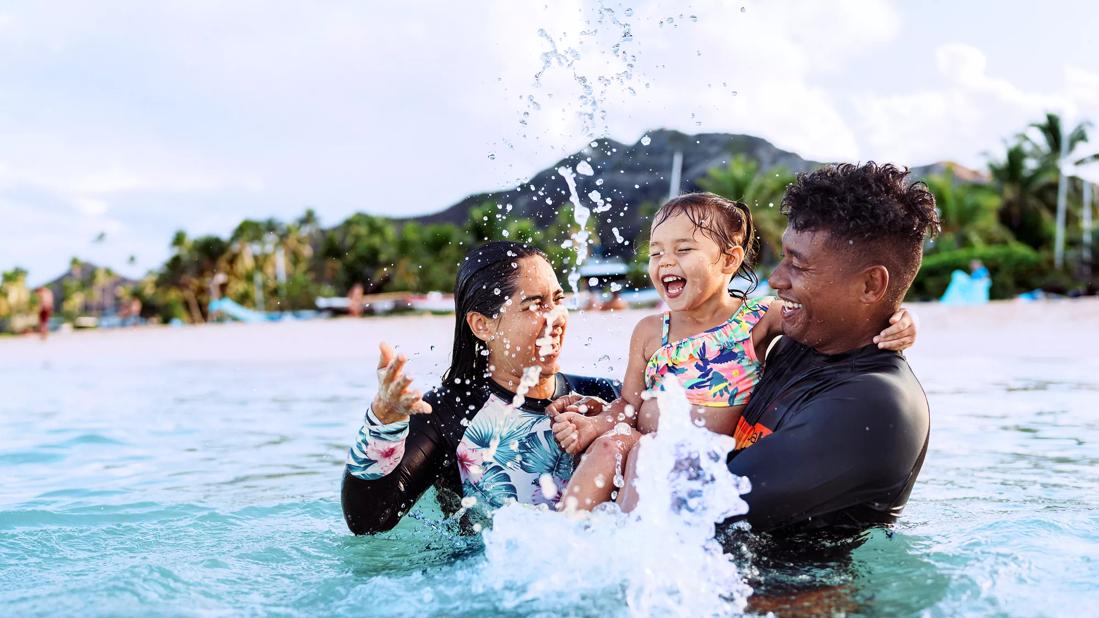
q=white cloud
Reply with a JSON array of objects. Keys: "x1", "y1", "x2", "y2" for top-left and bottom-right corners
[
  {"x1": 853, "y1": 43, "x2": 1099, "y2": 168},
  {"x1": 2, "y1": 1, "x2": 1098, "y2": 282}
]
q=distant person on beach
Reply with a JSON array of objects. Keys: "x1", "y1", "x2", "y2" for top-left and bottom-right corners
[
  {"x1": 35, "y1": 287, "x2": 53, "y2": 340},
  {"x1": 546, "y1": 193, "x2": 917, "y2": 513},
  {"x1": 720, "y1": 162, "x2": 938, "y2": 534},
  {"x1": 347, "y1": 283, "x2": 365, "y2": 317},
  {"x1": 969, "y1": 259, "x2": 989, "y2": 280},
  {"x1": 599, "y1": 290, "x2": 628, "y2": 312},
  {"x1": 341, "y1": 242, "x2": 619, "y2": 534}
]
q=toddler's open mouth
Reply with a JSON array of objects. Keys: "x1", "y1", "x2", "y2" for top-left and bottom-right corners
[{"x1": 661, "y1": 274, "x2": 687, "y2": 299}]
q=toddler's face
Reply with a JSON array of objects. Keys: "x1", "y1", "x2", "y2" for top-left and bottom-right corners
[{"x1": 647, "y1": 213, "x2": 739, "y2": 311}]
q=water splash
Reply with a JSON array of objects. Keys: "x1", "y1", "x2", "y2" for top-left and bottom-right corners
[
  {"x1": 479, "y1": 379, "x2": 752, "y2": 616},
  {"x1": 557, "y1": 165, "x2": 592, "y2": 300},
  {"x1": 530, "y1": 5, "x2": 639, "y2": 138},
  {"x1": 510, "y1": 366, "x2": 543, "y2": 409}
]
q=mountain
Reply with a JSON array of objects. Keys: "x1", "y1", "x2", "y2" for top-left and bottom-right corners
[
  {"x1": 404, "y1": 129, "x2": 970, "y2": 258},
  {"x1": 42, "y1": 260, "x2": 137, "y2": 314}
]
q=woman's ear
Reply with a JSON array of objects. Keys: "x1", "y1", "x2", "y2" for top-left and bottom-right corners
[
  {"x1": 466, "y1": 311, "x2": 495, "y2": 343},
  {"x1": 722, "y1": 245, "x2": 746, "y2": 275}
]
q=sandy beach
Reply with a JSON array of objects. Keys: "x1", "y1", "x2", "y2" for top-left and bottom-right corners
[{"x1": 5, "y1": 298, "x2": 1098, "y2": 369}]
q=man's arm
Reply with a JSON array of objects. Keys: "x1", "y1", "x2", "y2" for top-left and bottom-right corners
[{"x1": 725, "y1": 374, "x2": 928, "y2": 532}]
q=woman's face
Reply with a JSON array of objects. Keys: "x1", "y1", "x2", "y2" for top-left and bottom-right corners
[{"x1": 481, "y1": 256, "x2": 568, "y2": 382}]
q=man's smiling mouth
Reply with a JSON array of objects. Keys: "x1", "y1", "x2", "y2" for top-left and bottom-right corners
[{"x1": 780, "y1": 296, "x2": 804, "y2": 318}]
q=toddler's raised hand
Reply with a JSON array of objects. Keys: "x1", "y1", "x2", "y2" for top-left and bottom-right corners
[{"x1": 874, "y1": 307, "x2": 918, "y2": 351}]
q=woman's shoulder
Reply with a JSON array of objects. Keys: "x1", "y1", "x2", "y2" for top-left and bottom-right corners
[
  {"x1": 423, "y1": 378, "x2": 492, "y2": 416},
  {"x1": 560, "y1": 373, "x2": 622, "y2": 401}
]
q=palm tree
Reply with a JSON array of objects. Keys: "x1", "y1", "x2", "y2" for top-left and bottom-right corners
[
  {"x1": 1024, "y1": 113, "x2": 1092, "y2": 167},
  {"x1": 696, "y1": 155, "x2": 793, "y2": 264},
  {"x1": 926, "y1": 170, "x2": 1013, "y2": 250},
  {"x1": 987, "y1": 142, "x2": 1058, "y2": 250}
]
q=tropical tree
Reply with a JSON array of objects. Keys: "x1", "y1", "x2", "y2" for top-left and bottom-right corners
[
  {"x1": 1024, "y1": 113, "x2": 1092, "y2": 167},
  {"x1": 987, "y1": 142, "x2": 1058, "y2": 250},
  {"x1": 696, "y1": 155, "x2": 794, "y2": 265},
  {"x1": 320, "y1": 213, "x2": 399, "y2": 294},
  {"x1": 0, "y1": 268, "x2": 32, "y2": 321},
  {"x1": 926, "y1": 170, "x2": 1014, "y2": 251}
]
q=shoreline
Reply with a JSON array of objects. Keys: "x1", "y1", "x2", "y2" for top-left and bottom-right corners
[{"x1": 3, "y1": 297, "x2": 1097, "y2": 366}]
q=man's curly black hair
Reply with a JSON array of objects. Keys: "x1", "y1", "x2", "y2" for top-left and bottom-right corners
[{"x1": 781, "y1": 162, "x2": 941, "y2": 306}]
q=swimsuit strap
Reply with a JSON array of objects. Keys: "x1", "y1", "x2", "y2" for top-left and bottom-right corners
[{"x1": 661, "y1": 312, "x2": 671, "y2": 346}]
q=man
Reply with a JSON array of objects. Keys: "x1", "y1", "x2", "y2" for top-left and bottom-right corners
[{"x1": 727, "y1": 162, "x2": 940, "y2": 534}]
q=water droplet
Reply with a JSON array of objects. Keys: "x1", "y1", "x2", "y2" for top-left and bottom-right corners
[
  {"x1": 488, "y1": 153, "x2": 496, "y2": 160},
  {"x1": 640, "y1": 135, "x2": 652, "y2": 146}
]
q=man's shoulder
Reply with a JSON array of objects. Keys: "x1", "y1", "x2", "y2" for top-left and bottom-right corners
[{"x1": 828, "y1": 353, "x2": 929, "y2": 421}]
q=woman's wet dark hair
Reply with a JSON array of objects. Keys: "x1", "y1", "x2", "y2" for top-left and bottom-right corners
[
  {"x1": 443, "y1": 241, "x2": 548, "y2": 385},
  {"x1": 653, "y1": 192, "x2": 759, "y2": 300}
]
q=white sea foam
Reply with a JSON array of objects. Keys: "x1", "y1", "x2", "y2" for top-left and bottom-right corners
[{"x1": 480, "y1": 379, "x2": 752, "y2": 616}]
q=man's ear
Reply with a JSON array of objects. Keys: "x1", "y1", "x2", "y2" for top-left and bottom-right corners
[
  {"x1": 722, "y1": 245, "x2": 746, "y2": 275},
  {"x1": 860, "y1": 265, "x2": 890, "y2": 304},
  {"x1": 466, "y1": 311, "x2": 495, "y2": 342}
]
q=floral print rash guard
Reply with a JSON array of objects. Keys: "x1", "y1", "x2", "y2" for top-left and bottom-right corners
[{"x1": 341, "y1": 373, "x2": 619, "y2": 534}]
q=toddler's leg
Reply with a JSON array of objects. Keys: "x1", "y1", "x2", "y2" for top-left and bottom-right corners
[
  {"x1": 636, "y1": 397, "x2": 662, "y2": 433},
  {"x1": 559, "y1": 427, "x2": 640, "y2": 512},
  {"x1": 615, "y1": 439, "x2": 645, "y2": 512}
]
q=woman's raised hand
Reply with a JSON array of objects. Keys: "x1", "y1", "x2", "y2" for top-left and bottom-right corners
[{"x1": 371, "y1": 342, "x2": 432, "y2": 424}]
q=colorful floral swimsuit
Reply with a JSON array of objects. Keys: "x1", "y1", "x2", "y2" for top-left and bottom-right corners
[
  {"x1": 644, "y1": 296, "x2": 773, "y2": 407},
  {"x1": 341, "y1": 373, "x2": 619, "y2": 534}
]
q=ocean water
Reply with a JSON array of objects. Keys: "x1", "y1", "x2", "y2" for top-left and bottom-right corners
[{"x1": 2, "y1": 303, "x2": 1098, "y2": 616}]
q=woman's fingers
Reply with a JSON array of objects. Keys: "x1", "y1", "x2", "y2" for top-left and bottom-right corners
[
  {"x1": 377, "y1": 342, "x2": 396, "y2": 370},
  {"x1": 381, "y1": 354, "x2": 408, "y2": 389},
  {"x1": 397, "y1": 388, "x2": 421, "y2": 405},
  {"x1": 393, "y1": 374, "x2": 413, "y2": 396}
]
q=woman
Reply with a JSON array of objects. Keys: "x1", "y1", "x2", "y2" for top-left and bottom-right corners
[{"x1": 341, "y1": 242, "x2": 620, "y2": 534}]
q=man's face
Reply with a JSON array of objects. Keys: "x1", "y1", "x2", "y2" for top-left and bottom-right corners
[{"x1": 768, "y1": 227, "x2": 864, "y2": 353}]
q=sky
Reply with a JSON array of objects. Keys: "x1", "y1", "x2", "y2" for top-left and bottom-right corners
[{"x1": 3, "y1": 0, "x2": 1099, "y2": 284}]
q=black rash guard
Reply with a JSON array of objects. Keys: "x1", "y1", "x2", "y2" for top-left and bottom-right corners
[
  {"x1": 726, "y1": 337, "x2": 930, "y2": 534},
  {"x1": 341, "y1": 373, "x2": 619, "y2": 535}
]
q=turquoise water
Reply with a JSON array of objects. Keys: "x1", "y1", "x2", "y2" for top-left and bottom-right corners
[{"x1": 2, "y1": 310, "x2": 1098, "y2": 616}]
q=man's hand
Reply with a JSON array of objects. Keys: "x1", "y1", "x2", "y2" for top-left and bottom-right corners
[
  {"x1": 372, "y1": 342, "x2": 432, "y2": 424},
  {"x1": 546, "y1": 395, "x2": 607, "y2": 420}
]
